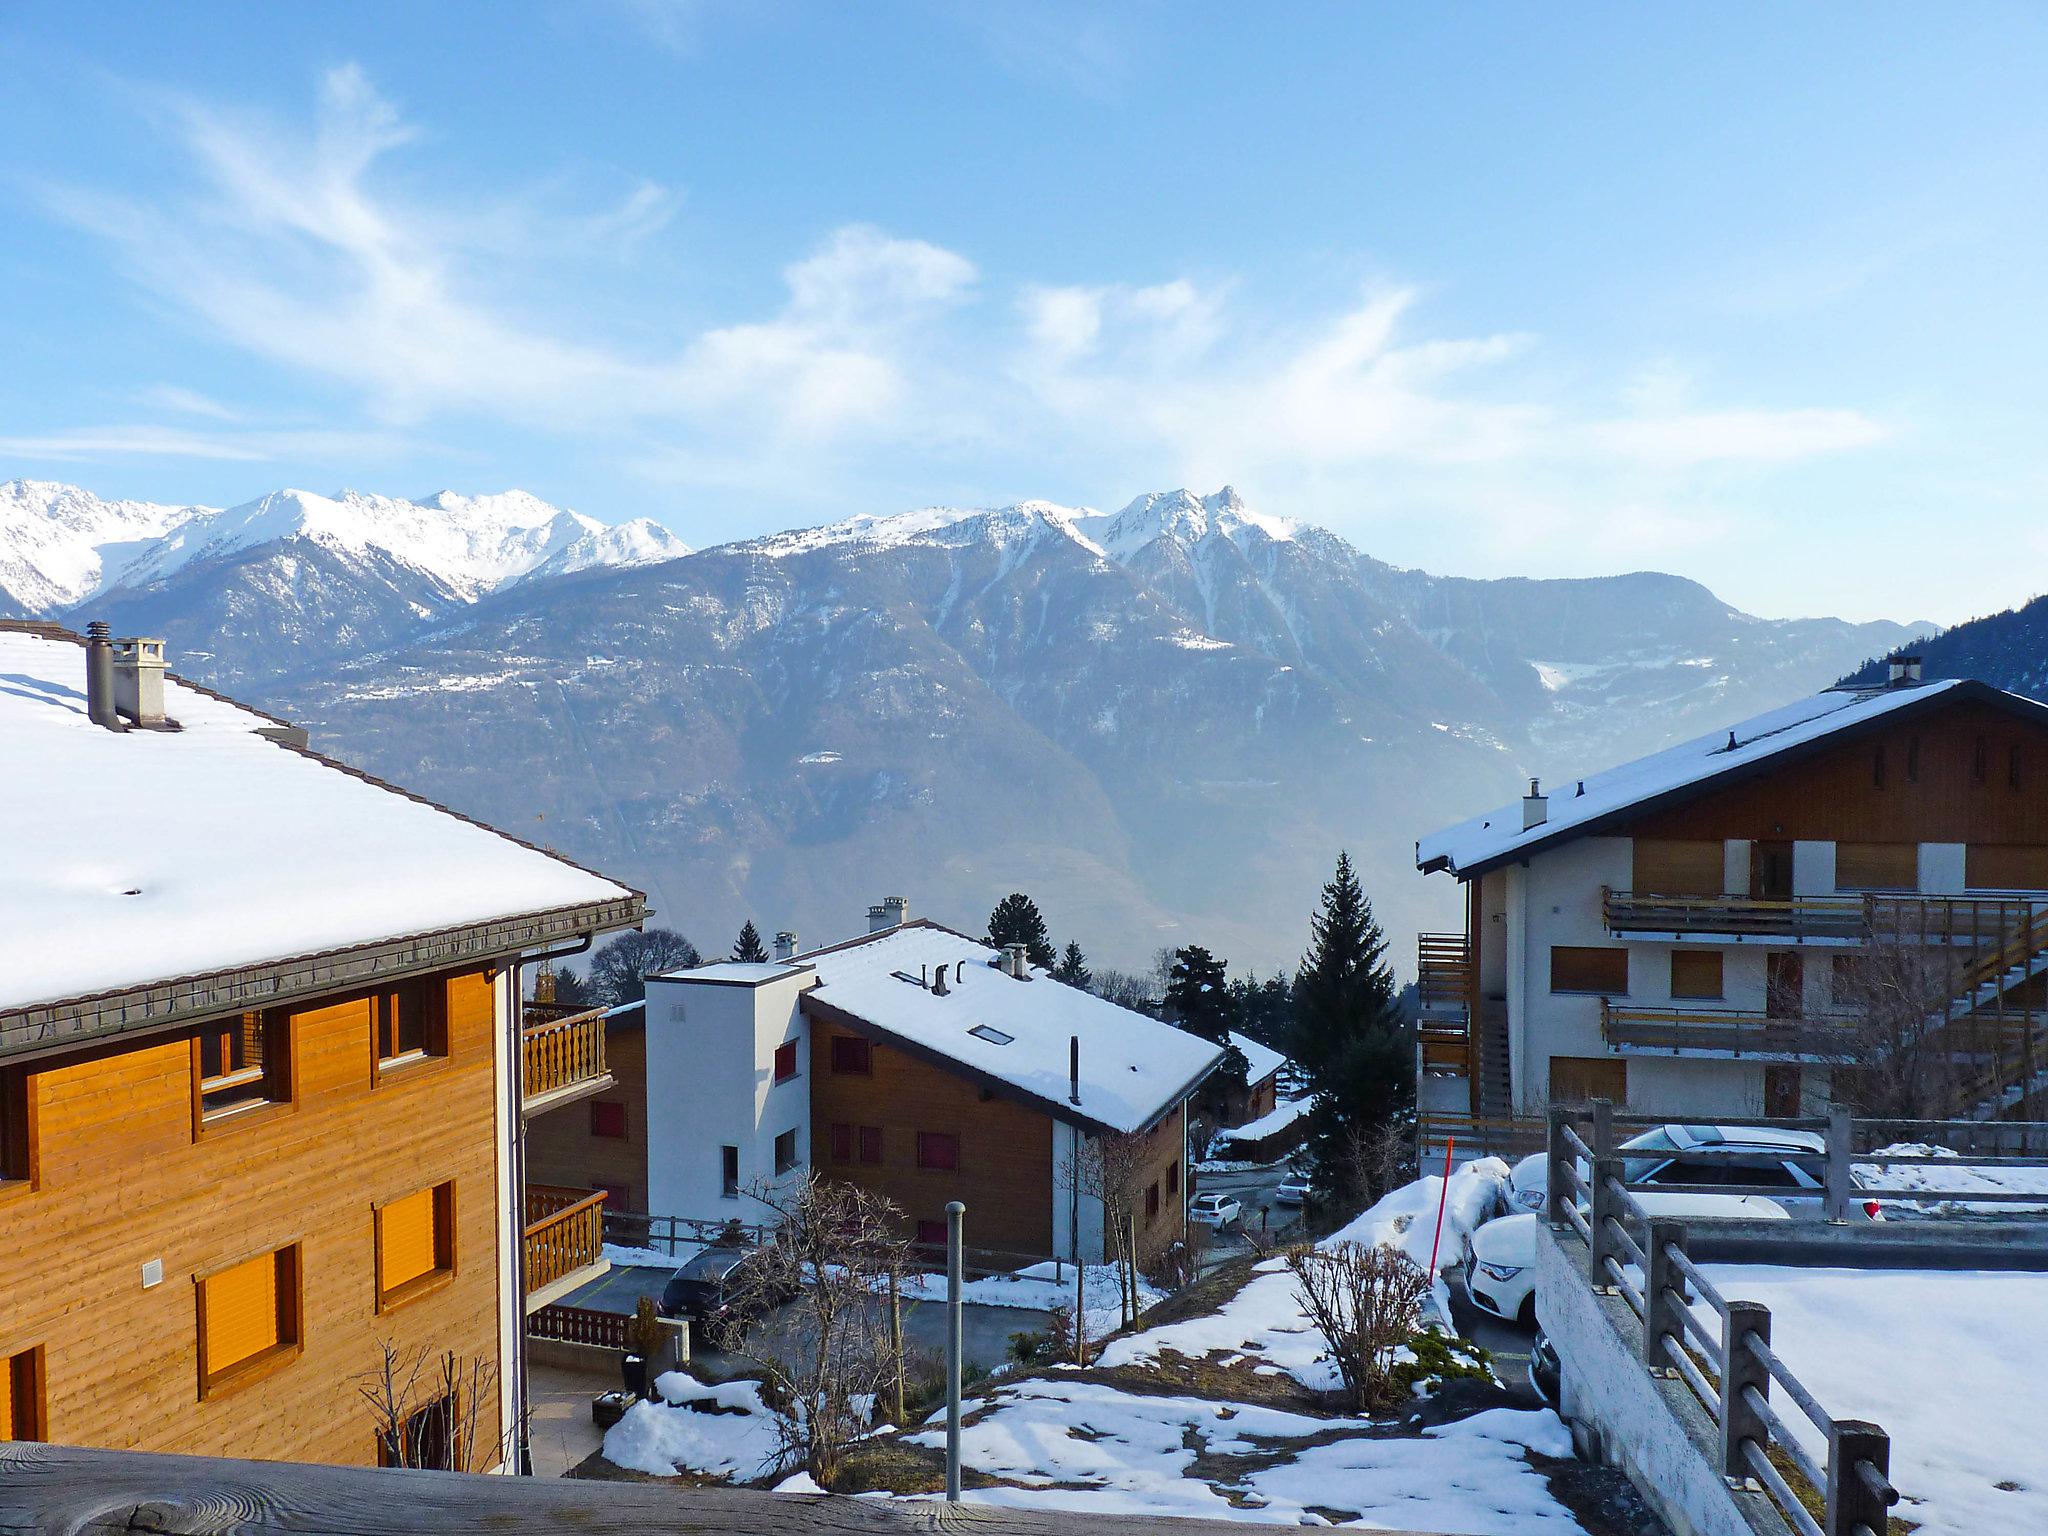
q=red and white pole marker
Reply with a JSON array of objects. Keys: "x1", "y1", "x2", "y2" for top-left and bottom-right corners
[{"x1": 1427, "y1": 1136, "x2": 1457, "y2": 1275}]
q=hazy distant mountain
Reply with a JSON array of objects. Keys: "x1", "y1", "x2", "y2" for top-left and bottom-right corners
[
  {"x1": 1840, "y1": 592, "x2": 2048, "y2": 697},
  {"x1": 3, "y1": 477, "x2": 1932, "y2": 969}
]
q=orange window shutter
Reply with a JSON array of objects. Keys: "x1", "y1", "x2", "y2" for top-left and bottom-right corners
[
  {"x1": 205, "y1": 1252, "x2": 280, "y2": 1375},
  {"x1": 381, "y1": 1188, "x2": 439, "y2": 1293}
]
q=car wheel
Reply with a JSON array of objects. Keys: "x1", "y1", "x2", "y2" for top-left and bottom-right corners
[{"x1": 1517, "y1": 1295, "x2": 1537, "y2": 1330}]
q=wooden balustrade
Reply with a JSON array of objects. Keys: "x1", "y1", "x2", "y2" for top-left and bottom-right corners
[
  {"x1": 523, "y1": 1185, "x2": 606, "y2": 1299},
  {"x1": 521, "y1": 1006, "x2": 608, "y2": 1104},
  {"x1": 1602, "y1": 1001, "x2": 1859, "y2": 1061},
  {"x1": 528, "y1": 1302, "x2": 628, "y2": 1349},
  {"x1": 1602, "y1": 888, "x2": 1865, "y2": 940}
]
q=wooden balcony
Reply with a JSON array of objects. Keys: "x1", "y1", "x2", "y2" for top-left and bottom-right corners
[
  {"x1": 523, "y1": 1184, "x2": 608, "y2": 1313},
  {"x1": 521, "y1": 1005, "x2": 611, "y2": 1113},
  {"x1": 1602, "y1": 888, "x2": 1865, "y2": 943},
  {"x1": 1417, "y1": 931, "x2": 1474, "y2": 1072},
  {"x1": 1601, "y1": 1001, "x2": 1859, "y2": 1062}
]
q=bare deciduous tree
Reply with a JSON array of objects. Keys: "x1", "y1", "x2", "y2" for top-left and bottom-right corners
[
  {"x1": 360, "y1": 1343, "x2": 511, "y2": 1472},
  {"x1": 1062, "y1": 1130, "x2": 1145, "y2": 1337},
  {"x1": 1333, "y1": 1118, "x2": 1417, "y2": 1210},
  {"x1": 1283, "y1": 1241, "x2": 1432, "y2": 1412},
  {"x1": 717, "y1": 1173, "x2": 913, "y2": 1489}
]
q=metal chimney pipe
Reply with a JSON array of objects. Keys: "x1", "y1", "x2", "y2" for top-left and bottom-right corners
[
  {"x1": 1069, "y1": 1035, "x2": 1081, "y2": 1105},
  {"x1": 84, "y1": 622, "x2": 121, "y2": 731}
]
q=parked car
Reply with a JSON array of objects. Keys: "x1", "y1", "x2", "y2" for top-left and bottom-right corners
[
  {"x1": 657, "y1": 1244, "x2": 791, "y2": 1331},
  {"x1": 1463, "y1": 1193, "x2": 1791, "y2": 1328},
  {"x1": 1273, "y1": 1171, "x2": 1314, "y2": 1206},
  {"x1": 1188, "y1": 1192, "x2": 1243, "y2": 1229},
  {"x1": 1508, "y1": 1124, "x2": 1829, "y2": 1215}
]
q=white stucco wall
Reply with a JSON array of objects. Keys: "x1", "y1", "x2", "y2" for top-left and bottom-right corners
[
  {"x1": 1792, "y1": 840, "x2": 1835, "y2": 896},
  {"x1": 1921, "y1": 842, "x2": 1966, "y2": 894},
  {"x1": 645, "y1": 971, "x2": 814, "y2": 1222},
  {"x1": 1511, "y1": 836, "x2": 1629, "y2": 1111}
]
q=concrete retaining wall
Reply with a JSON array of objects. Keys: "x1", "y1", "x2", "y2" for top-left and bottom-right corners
[{"x1": 1534, "y1": 1224, "x2": 1792, "y2": 1536}]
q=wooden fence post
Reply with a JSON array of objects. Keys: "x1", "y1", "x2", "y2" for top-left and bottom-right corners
[
  {"x1": 1720, "y1": 1300, "x2": 1771, "y2": 1485},
  {"x1": 1826, "y1": 1419, "x2": 1894, "y2": 1536}
]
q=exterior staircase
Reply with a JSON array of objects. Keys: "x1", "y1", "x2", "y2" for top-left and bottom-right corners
[{"x1": 1901, "y1": 902, "x2": 2048, "y2": 1119}]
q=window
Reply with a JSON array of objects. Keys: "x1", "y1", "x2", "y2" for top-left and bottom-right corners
[
  {"x1": 967, "y1": 1024, "x2": 1015, "y2": 1046},
  {"x1": 772, "y1": 1040, "x2": 799, "y2": 1083},
  {"x1": 376, "y1": 1182, "x2": 454, "y2": 1309},
  {"x1": 1167, "y1": 1161, "x2": 1180, "y2": 1195},
  {"x1": 720, "y1": 1145, "x2": 740, "y2": 1199},
  {"x1": 830, "y1": 1035, "x2": 872, "y2": 1074},
  {"x1": 378, "y1": 1391, "x2": 458, "y2": 1470},
  {"x1": 196, "y1": 1010, "x2": 288, "y2": 1124},
  {"x1": 1835, "y1": 842, "x2": 1917, "y2": 892},
  {"x1": 858, "y1": 1125, "x2": 883, "y2": 1165},
  {"x1": 1, "y1": 1347, "x2": 41, "y2": 1441},
  {"x1": 1669, "y1": 950, "x2": 1724, "y2": 1001},
  {"x1": 1631, "y1": 839, "x2": 1723, "y2": 896},
  {"x1": 1549, "y1": 946, "x2": 1628, "y2": 995},
  {"x1": 590, "y1": 1100, "x2": 627, "y2": 1139},
  {"x1": 375, "y1": 980, "x2": 445, "y2": 1070},
  {"x1": 1549, "y1": 1056, "x2": 1627, "y2": 1107},
  {"x1": 774, "y1": 1127, "x2": 799, "y2": 1175},
  {"x1": 197, "y1": 1245, "x2": 300, "y2": 1394},
  {"x1": 915, "y1": 1131, "x2": 960, "y2": 1171},
  {"x1": 829, "y1": 1123, "x2": 853, "y2": 1163},
  {"x1": 1145, "y1": 1181, "x2": 1160, "y2": 1219},
  {"x1": 0, "y1": 1066, "x2": 32, "y2": 1187},
  {"x1": 916, "y1": 1219, "x2": 947, "y2": 1249}
]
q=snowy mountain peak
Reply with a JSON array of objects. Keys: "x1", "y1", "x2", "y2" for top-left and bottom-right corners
[
  {"x1": 742, "y1": 498, "x2": 1101, "y2": 560},
  {"x1": 1080, "y1": 487, "x2": 1298, "y2": 563},
  {"x1": 0, "y1": 480, "x2": 214, "y2": 614},
  {"x1": 508, "y1": 517, "x2": 692, "y2": 586}
]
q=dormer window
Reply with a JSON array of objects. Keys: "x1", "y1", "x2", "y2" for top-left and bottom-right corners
[{"x1": 968, "y1": 1025, "x2": 1014, "y2": 1046}]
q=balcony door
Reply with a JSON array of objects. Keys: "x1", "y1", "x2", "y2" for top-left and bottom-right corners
[{"x1": 1750, "y1": 841, "x2": 1794, "y2": 901}]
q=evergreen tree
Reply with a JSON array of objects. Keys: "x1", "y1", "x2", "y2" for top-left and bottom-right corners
[
  {"x1": 985, "y1": 893, "x2": 1056, "y2": 969},
  {"x1": 1293, "y1": 852, "x2": 1411, "y2": 1192},
  {"x1": 731, "y1": 920, "x2": 769, "y2": 963},
  {"x1": 551, "y1": 964, "x2": 592, "y2": 1007},
  {"x1": 1165, "y1": 946, "x2": 1248, "y2": 1113},
  {"x1": 1052, "y1": 940, "x2": 1092, "y2": 989},
  {"x1": 591, "y1": 927, "x2": 702, "y2": 1009}
]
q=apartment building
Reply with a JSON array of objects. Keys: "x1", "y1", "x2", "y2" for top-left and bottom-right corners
[
  {"x1": 1414, "y1": 660, "x2": 2048, "y2": 1126},
  {"x1": 643, "y1": 907, "x2": 1223, "y2": 1267},
  {"x1": 0, "y1": 621, "x2": 639, "y2": 1467}
]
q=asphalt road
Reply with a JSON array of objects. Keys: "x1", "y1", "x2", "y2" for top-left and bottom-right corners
[{"x1": 1192, "y1": 1161, "x2": 1306, "y2": 1269}]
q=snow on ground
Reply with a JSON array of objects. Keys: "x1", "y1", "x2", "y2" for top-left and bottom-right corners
[
  {"x1": 905, "y1": 1378, "x2": 1586, "y2": 1533},
  {"x1": 1856, "y1": 1143, "x2": 2048, "y2": 1214},
  {"x1": 602, "y1": 1372, "x2": 787, "y2": 1480},
  {"x1": 1700, "y1": 1265, "x2": 2048, "y2": 1536},
  {"x1": 1099, "y1": 1160, "x2": 1512, "y2": 1388},
  {"x1": 896, "y1": 1261, "x2": 1163, "y2": 1340}
]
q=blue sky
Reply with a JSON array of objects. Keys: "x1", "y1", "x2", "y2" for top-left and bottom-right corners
[{"x1": 3, "y1": 2, "x2": 2045, "y2": 623}]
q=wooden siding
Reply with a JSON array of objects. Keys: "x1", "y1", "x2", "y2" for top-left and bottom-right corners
[
  {"x1": 0, "y1": 968, "x2": 503, "y2": 1467},
  {"x1": 808, "y1": 1019, "x2": 1054, "y2": 1260},
  {"x1": 1626, "y1": 698, "x2": 2048, "y2": 845},
  {"x1": 1125, "y1": 1107, "x2": 1188, "y2": 1266},
  {"x1": 525, "y1": 1021, "x2": 647, "y2": 1212}
]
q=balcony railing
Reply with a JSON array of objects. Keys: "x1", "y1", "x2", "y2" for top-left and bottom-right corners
[
  {"x1": 523, "y1": 1184, "x2": 606, "y2": 1308},
  {"x1": 1601, "y1": 1001, "x2": 1861, "y2": 1061},
  {"x1": 1602, "y1": 888, "x2": 1865, "y2": 941},
  {"x1": 521, "y1": 1005, "x2": 609, "y2": 1107},
  {"x1": 1416, "y1": 931, "x2": 1475, "y2": 1075}
]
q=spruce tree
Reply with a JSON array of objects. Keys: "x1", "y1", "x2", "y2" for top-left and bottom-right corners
[
  {"x1": 985, "y1": 893, "x2": 1056, "y2": 969},
  {"x1": 1293, "y1": 852, "x2": 1411, "y2": 1191},
  {"x1": 1166, "y1": 945, "x2": 1248, "y2": 1113},
  {"x1": 731, "y1": 920, "x2": 769, "y2": 963},
  {"x1": 1053, "y1": 940, "x2": 1092, "y2": 988}
]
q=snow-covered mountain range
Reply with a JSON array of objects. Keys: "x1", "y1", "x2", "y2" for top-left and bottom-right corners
[{"x1": 0, "y1": 479, "x2": 1932, "y2": 970}]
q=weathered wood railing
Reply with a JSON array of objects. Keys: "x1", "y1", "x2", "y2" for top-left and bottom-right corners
[
  {"x1": 521, "y1": 1005, "x2": 608, "y2": 1102},
  {"x1": 1601, "y1": 1001, "x2": 1861, "y2": 1061},
  {"x1": 0, "y1": 1440, "x2": 1462, "y2": 1534},
  {"x1": 523, "y1": 1184, "x2": 606, "y2": 1296},
  {"x1": 528, "y1": 1301, "x2": 628, "y2": 1349}
]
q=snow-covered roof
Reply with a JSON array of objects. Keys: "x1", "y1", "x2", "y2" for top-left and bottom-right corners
[
  {"x1": 796, "y1": 922, "x2": 1224, "y2": 1136},
  {"x1": 1417, "y1": 679, "x2": 2043, "y2": 877},
  {"x1": 1229, "y1": 1031, "x2": 1287, "y2": 1087},
  {"x1": 0, "y1": 624, "x2": 638, "y2": 1016},
  {"x1": 659, "y1": 962, "x2": 806, "y2": 986}
]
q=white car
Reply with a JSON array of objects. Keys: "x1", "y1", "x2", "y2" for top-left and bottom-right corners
[
  {"x1": 1273, "y1": 1173, "x2": 1313, "y2": 1207},
  {"x1": 1464, "y1": 1193, "x2": 1791, "y2": 1328},
  {"x1": 1188, "y1": 1192, "x2": 1243, "y2": 1229},
  {"x1": 1509, "y1": 1124, "x2": 1827, "y2": 1215}
]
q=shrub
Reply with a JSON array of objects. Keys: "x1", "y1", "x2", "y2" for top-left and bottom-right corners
[
  {"x1": 1389, "y1": 1328, "x2": 1492, "y2": 1396},
  {"x1": 1283, "y1": 1240, "x2": 1433, "y2": 1412}
]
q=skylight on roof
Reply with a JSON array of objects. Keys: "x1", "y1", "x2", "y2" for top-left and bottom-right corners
[{"x1": 968, "y1": 1024, "x2": 1014, "y2": 1046}]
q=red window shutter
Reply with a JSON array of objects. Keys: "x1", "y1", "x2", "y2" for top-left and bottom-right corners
[
  {"x1": 858, "y1": 1126, "x2": 883, "y2": 1165},
  {"x1": 916, "y1": 1132, "x2": 959, "y2": 1171},
  {"x1": 590, "y1": 1100, "x2": 626, "y2": 1138},
  {"x1": 916, "y1": 1220, "x2": 947, "y2": 1248},
  {"x1": 773, "y1": 1041, "x2": 798, "y2": 1082},
  {"x1": 830, "y1": 1123, "x2": 852, "y2": 1163}
]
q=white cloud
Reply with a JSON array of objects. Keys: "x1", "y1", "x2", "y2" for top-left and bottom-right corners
[{"x1": 133, "y1": 386, "x2": 243, "y2": 422}]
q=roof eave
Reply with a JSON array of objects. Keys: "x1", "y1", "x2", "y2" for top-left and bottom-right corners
[{"x1": 0, "y1": 893, "x2": 645, "y2": 1064}]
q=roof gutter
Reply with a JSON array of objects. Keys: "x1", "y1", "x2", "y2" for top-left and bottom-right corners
[{"x1": 0, "y1": 894, "x2": 645, "y2": 1064}]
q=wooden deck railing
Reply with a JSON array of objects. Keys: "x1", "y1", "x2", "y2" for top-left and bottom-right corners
[
  {"x1": 521, "y1": 1006, "x2": 608, "y2": 1102},
  {"x1": 1602, "y1": 888, "x2": 1866, "y2": 940},
  {"x1": 523, "y1": 1184, "x2": 606, "y2": 1297},
  {"x1": 528, "y1": 1302, "x2": 628, "y2": 1349},
  {"x1": 1601, "y1": 1001, "x2": 1861, "y2": 1062}
]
